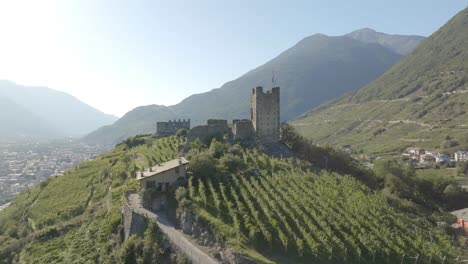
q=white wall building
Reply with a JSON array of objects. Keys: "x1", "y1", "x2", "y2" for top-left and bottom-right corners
[{"x1": 455, "y1": 151, "x2": 468, "y2": 162}]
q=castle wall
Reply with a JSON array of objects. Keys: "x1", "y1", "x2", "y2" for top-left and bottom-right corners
[
  {"x1": 122, "y1": 191, "x2": 147, "y2": 240},
  {"x1": 188, "y1": 123, "x2": 228, "y2": 142},
  {"x1": 207, "y1": 119, "x2": 228, "y2": 126},
  {"x1": 233, "y1": 119, "x2": 255, "y2": 141},
  {"x1": 156, "y1": 119, "x2": 190, "y2": 136},
  {"x1": 251, "y1": 86, "x2": 280, "y2": 143}
]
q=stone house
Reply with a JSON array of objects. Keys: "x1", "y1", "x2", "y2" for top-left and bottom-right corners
[{"x1": 136, "y1": 157, "x2": 189, "y2": 191}]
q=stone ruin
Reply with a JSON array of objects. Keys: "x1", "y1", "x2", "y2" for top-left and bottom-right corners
[
  {"x1": 156, "y1": 119, "x2": 190, "y2": 137},
  {"x1": 155, "y1": 86, "x2": 280, "y2": 144},
  {"x1": 188, "y1": 119, "x2": 230, "y2": 142}
]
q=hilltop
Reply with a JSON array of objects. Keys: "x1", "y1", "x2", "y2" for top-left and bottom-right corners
[
  {"x1": 84, "y1": 29, "x2": 425, "y2": 146},
  {"x1": 293, "y1": 7, "x2": 468, "y2": 155},
  {"x1": 1, "y1": 130, "x2": 465, "y2": 263}
]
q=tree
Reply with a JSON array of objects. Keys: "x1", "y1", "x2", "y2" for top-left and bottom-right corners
[
  {"x1": 208, "y1": 138, "x2": 226, "y2": 158},
  {"x1": 189, "y1": 138, "x2": 206, "y2": 151},
  {"x1": 189, "y1": 153, "x2": 217, "y2": 178},
  {"x1": 220, "y1": 154, "x2": 247, "y2": 173},
  {"x1": 176, "y1": 129, "x2": 188, "y2": 138}
]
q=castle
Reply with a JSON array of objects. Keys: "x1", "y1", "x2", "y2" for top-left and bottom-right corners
[
  {"x1": 251, "y1": 86, "x2": 280, "y2": 143},
  {"x1": 156, "y1": 119, "x2": 190, "y2": 137},
  {"x1": 155, "y1": 86, "x2": 280, "y2": 143}
]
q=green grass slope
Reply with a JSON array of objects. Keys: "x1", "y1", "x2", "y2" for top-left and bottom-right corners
[
  {"x1": 292, "y1": 7, "x2": 468, "y2": 155},
  {"x1": 0, "y1": 133, "x2": 463, "y2": 263},
  {"x1": 0, "y1": 135, "x2": 181, "y2": 263}
]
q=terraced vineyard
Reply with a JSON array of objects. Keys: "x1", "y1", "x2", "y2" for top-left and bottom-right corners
[
  {"x1": 0, "y1": 136, "x2": 182, "y2": 263},
  {"x1": 186, "y1": 150, "x2": 458, "y2": 263}
]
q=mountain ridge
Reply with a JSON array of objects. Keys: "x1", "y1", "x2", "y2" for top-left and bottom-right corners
[
  {"x1": 84, "y1": 28, "x2": 424, "y2": 146},
  {"x1": 292, "y1": 7, "x2": 468, "y2": 154},
  {"x1": 0, "y1": 80, "x2": 118, "y2": 139},
  {"x1": 346, "y1": 28, "x2": 425, "y2": 55}
]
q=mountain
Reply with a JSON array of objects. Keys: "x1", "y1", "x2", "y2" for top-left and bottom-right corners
[
  {"x1": 84, "y1": 105, "x2": 178, "y2": 146},
  {"x1": 346, "y1": 28, "x2": 425, "y2": 55},
  {"x1": 0, "y1": 81, "x2": 118, "y2": 138},
  {"x1": 292, "y1": 8, "x2": 468, "y2": 155},
  {"x1": 0, "y1": 96, "x2": 60, "y2": 139},
  {"x1": 84, "y1": 29, "x2": 422, "y2": 146}
]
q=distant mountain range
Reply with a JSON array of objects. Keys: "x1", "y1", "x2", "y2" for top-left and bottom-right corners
[
  {"x1": 293, "y1": 7, "x2": 468, "y2": 154},
  {"x1": 84, "y1": 28, "x2": 424, "y2": 146},
  {"x1": 0, "y1": 81, "x2": 118, "y2": 140}
]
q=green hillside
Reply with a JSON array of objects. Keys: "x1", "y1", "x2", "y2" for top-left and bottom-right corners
[
  {"x1": 184, "y1": 155, "x2": 456, "y2": 263},
  {"x1": 176, "y1": 132, "x2": 464, "y2": 263},
  {"x1": 292, "y1": 7, "x2": 468, "y2": 155},
  {"x1": 0, "y1": 133, "x2": 464, "y2": 263},
  {"x1": 84, "y1": 105, "x2": 178, "y2": 146},
  {"x1": 0, "y1": 135, "x2": 182, "y2": 263}
]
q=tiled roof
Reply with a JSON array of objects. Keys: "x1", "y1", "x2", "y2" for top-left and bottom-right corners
[
  {"x1": 451, "y1": 208, "x2": 468, "y2": 222},
  {"x1": 136, "y1": 157, "x2": 189, "y2": 180}
]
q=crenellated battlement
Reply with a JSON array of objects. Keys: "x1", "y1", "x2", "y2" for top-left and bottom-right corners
[{"x1": 156, "y1": 119, "x2": 191, "y2": 136}]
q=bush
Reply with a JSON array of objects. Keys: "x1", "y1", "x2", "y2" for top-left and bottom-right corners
[
  {"x1": 228, "y1": 144, "x2": 243, "y2": 156},
  {"x1": 119, "y1": 235, "x2": 143, "y2": 264},
  {"x1": 189, "y1": 153, "x2": 217, "y2": 178},
  {"x1": 189, "y1": 138, "x2": 206, "y2": 151},
  {"x1": 208, "y1": 138, "x2": 226, "y2": 158},
  {"x1": 219, "y1": 154, "x2": 247, "y2": 172},
  {"x1": 176, "y1": 129, "x2": 188, "y2": 138}
]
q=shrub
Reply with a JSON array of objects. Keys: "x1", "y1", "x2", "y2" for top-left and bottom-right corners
[
  {"x1": 189, "y1": 153, "x2": 217, "y2": 178},
  {"x1": 219, "y1": 154, "x2": 247, "y2": 172}
]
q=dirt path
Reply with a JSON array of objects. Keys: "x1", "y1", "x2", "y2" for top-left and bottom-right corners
[{"x1": 127, "y1": 193, "x2": 218, "y2": 264}]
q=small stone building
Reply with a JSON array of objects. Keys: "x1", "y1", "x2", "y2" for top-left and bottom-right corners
[{"x1": 136, "y1": 157, "x2": 189, "y2": 191}]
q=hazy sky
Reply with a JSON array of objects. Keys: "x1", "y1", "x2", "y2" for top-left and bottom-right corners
[{"x1": 0, "y1": 1, "x2": 466, "y2": 117}]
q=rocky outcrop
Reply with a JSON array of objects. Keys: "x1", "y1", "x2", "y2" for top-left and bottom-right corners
[{"x1": 179, "y1": 209, "x2": 256, "y2": 264}]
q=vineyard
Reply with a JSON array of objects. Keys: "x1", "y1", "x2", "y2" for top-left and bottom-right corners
[
  {"x1": 0, "y1": 135, "x2": 183, "y2": 263},
  {"x1": 185, "y1": 148, "x2": 458, "y2": 263}
]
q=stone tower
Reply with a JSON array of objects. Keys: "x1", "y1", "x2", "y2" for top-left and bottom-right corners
[{"x1": 251, "y1": 86, "x2": 280, "y2": 143}]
